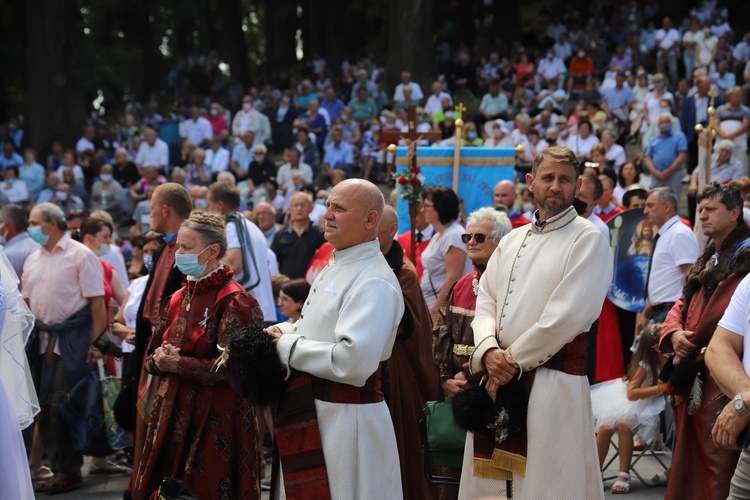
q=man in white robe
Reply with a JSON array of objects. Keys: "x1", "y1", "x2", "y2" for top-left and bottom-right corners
[
  {"x1": 268, "y1": 179, "x2": 405, "y2": 499},
  {"x1": 464, "y1": 146, "x2": 613, "y2": 499}
]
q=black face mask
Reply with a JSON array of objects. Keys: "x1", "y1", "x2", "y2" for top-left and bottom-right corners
[{"x1": 573, "y1": 197, "x2": 589, "y2": 215}]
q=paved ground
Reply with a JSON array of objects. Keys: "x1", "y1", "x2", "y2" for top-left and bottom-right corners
[{"x1": 38, "y1": 443, "x2": 669, "y2": 499}]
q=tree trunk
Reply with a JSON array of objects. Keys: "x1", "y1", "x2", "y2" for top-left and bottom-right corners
[
  {"x1": 263, "y1": 0, "x2": 299, "y2": 79},
  {"x1": 385, "y1": 0, "x2": 435, "y2": 94},
  {"x1": 214, "y1": 0, "x2": 251, "y2": 87},
  {"x1": 25, "y1": 0, "x2": 87, "y2": 157},
  {"x1": 120, "y1": 0, "x2": 160, "y2": 103}
]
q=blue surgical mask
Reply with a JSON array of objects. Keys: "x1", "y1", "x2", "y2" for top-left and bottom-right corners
[
  {"x1": 195, "y1": 199, "x2": 208, "y2": 210},
  {"x1": 29, "y1": 226, "x2": 49, "y2": 245},
  {"x1": 175, "y1": 246, "x2": 211, "y2": 278},
  {"x1": 468, "y1": 131, "x2": 478, "y2": 140},
  {"x1": 95, "y1": 243, "x2": 111, "y2": 257}
]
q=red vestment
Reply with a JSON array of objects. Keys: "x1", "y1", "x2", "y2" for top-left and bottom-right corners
[{"x1": 132, "y1": 267, "x2": 265, "y2": 500}]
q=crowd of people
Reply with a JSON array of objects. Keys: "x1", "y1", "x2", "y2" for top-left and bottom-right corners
[{"x1": 4, "y1": 0, "x2": 750, "y2": 499}]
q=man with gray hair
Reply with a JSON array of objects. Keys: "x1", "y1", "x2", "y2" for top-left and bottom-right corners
[
  {"x1": 639, "y1": 187, "x2": 700, "y2": 330},
  {"x1": 23, "y1": 202, "x2": 106, "y2": 494},
  {"x1": 715, "y1": 86, "x2": 750, "y2": 168},
  {"x1": 266, "y1": 179, "x2": 404, "y2": 498},
  {"x1": 0, "y1": 203, "x2": 39, "y2": 281},
  {"x1": 688, "y1": 139, "x2": 745, "y2": 221},
  {"x1": 644, "y1": 113, "x2": 689, "y2": 201}
]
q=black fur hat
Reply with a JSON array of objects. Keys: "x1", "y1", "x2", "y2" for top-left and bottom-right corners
[{"x1": 226, "y1": 323, "x2": 286, "y2": 406}]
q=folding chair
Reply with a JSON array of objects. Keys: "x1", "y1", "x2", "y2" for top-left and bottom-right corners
[{"x1": 601, "y1": 410, "x2": 671, "y2": 487}]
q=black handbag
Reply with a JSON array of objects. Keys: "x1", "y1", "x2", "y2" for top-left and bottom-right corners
[{"x1": 156, "y1": 478, "x2": 198, "y2": 499}]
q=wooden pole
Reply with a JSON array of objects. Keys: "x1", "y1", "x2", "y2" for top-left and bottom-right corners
[{"x1": 453, "y1": 102, "x2": 466, "y2": 193}]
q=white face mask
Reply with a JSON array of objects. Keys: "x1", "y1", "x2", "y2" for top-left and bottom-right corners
[
  {"x1": 55, "y1": 191, "x2": 68, "y2": 201},
  {"x1": 523, "y1": 202, "x2": 535, "y2": 213},
  {"x1": 94, "y1": 243, "x2": 111, "y2": 257},
  {"x1": 100, "y1": 174, "x2": 113, "y2": 183}
]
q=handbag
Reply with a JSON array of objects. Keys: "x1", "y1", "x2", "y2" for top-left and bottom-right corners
[
  {"x1": 58, "y1": 368, "x2": 111, "y2": 458},
  {"x1": 423, "y1": 400, "x2": 467, "y2": 469},
  {"x1": 97, "y1": 359, "x2": 130, "y2": 450}
]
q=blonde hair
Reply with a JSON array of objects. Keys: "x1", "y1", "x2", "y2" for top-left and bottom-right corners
[{"x1": 181, "y1": 211, "x2": 227, "y2": 259}]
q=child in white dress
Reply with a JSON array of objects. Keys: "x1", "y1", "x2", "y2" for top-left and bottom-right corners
[{"x1": 591, "y1": 323, "x2": 667, "y2": 494}]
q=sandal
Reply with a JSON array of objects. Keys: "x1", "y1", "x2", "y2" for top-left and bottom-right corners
[
  {"x1": 34, "y1": 474, "x2": 83, "y2": 494},
  {"x1": 88, "y1": 460, "x2": 131, "y2": 475},
  {"x1": 651, "y1": 471, "x2": 669, "y2": 486},
  {"x1": 611, "y1": 472, "x2": 630, "y2": 494},
  {"x1": 30, "y1": 465, "x2": 54, "y2": 481}
]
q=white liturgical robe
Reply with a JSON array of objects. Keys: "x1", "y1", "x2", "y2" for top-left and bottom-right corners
[
  {"x1": 274, "y1": 239, "x2": 405, "y2": 500},
  {"x1": 467, "y1": 207, "x2": 613, "y2": 500}
]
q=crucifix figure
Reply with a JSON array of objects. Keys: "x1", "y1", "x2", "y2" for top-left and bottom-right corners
[{"x1": 383, "y1": 105, "x2": 442, "y2": 260}]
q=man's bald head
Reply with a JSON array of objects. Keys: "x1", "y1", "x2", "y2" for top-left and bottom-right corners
[
  {"x1": 377, "y1": 205, "x2": 399, "y2": 254},
  {"x1": 493, "y1": 179, "x2": 518, "y2": 208},
  {"x1": 324, "y1": 179, "x2": 384, "y2": 250}
]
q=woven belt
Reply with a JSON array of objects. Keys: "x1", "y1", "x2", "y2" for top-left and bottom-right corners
[{"x1": 453, "y1": 344, "x2": 476, "y2": 356}]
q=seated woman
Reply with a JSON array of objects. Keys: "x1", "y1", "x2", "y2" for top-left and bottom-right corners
[
  {"x1": 132, "y1": 211, "x2": 265, "y2": 499},
  {"x1": 591, "y1": 323, "x2": 667, "y2": 494}
]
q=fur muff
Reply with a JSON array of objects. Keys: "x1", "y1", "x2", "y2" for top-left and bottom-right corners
[
  {"x1": 451, "y1": 379, "x2": 528, "y2": 436},
  {"x1": 226, "y1": 324, "x2": 286, "y2": 406}
]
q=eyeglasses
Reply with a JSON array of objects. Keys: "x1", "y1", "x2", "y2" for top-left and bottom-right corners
[
  {"x1": 461, "y1": 233, "x2": 491, "y2": 244},
  {"x1": 421, "y1": 203, "x2": 434, "y2": 208},
  {"x1": 277, "y1": 296, "x2": 293, "y2": 303}
]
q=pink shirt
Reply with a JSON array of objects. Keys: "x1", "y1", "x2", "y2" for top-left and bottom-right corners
[{"x1": 22, "y1": 233, "x2": 104, "y2": 324}]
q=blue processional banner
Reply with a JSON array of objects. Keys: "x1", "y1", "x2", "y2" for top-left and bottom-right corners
[{"x1": 395, "y1": 147, "x2": 516, "y2": 231}]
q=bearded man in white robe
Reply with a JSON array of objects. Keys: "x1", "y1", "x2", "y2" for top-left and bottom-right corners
[
  {"x1": 463, "y1": 146, "x2": 612, "y2": 499},
  {"x1": 267, "y1": 179, "x2": 404, "y2": 499}
]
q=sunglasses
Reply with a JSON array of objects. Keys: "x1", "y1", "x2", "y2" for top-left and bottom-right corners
[{"x1": 461, "y1": 233, "x2": 490, "y2": 244}]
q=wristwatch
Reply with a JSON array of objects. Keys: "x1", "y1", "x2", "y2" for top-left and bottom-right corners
[{"x1": 734, "y1": 393, "x2": 750, "y2": 417}]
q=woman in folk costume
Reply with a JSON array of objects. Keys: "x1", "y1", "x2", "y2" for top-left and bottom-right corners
[
  {"x1": 132, "y1": 211, "x2": 264, "y2": 499},
  {"x1": 591, "y1": 323, "x2": 667, "y2": 494},
  {"x1": 432, "y1": 207, "x2": 512, "y2": 500},
  {"x1": 0, "y1": 250, "x2": 38, "y2": 499}
]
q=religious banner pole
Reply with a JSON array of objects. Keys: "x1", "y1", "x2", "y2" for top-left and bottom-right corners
[
  {"x1": 385, "y1": 105, "x2": 443, "y2": 261},
  {"x1": 692, "y1": 87, "x2": 718, "y2": 251},
  {"x1": 452, "y1": 102, "x2": 467, "y2": 193}
]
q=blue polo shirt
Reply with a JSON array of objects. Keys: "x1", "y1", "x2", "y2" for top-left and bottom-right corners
[
  {"x1": 645, "y1": 130, "x2": 687, "y2": 171},
  {"x1": 603, "y1": 86, "x2": 634, "y2": 110},
  {"x1": 324, "y1": 141, "x2": 354, "y2": 170}
]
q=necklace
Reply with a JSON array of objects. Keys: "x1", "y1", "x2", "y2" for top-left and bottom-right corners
[{"x1": 186, "y1": 284, "x2": 197, "y2": 311}]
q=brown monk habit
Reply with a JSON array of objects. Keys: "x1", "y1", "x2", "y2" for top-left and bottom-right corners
[{"x1": 382, "y1": 240, "x2": 441, "y2": 500}]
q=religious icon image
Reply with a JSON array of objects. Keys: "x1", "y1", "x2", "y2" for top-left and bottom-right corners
[{"x1": 606, "y1": 209, "x2": 655, "y2": 312}]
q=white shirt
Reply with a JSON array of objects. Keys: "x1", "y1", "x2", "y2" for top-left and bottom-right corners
[
  {"x1": 99, "y1": 244, "x2": 129, "y2": 288},
  {"x1": 536, "y1": 57, "x2": 567, "y2": 80},
  {"x1": 424, "y1": 91, "x2": 453, "y2": 117},
  {"x1": 205, "y1": 147, "x2": 230, "y2": 174},
  {"x1": 587, "y1": 212, "x2": 610, "y2": 240},
  {"x1": 56, "y1": 165, "x2": 85, "y2": 183},
  {"x1": 225, "y1": 215, "x2": 277, "y2": 322},
  {"x1": 1, "y1": 180, "x2": 29, "y2": 204},
  {"x1": 75, "y1": 137, "x2": 95, "y2": 153},
  {"x1": 121, "y1": 276, "x2": 148, "y2": 353},
  {"x1": 717, "y1": 273, "x2": 750, "y2": 376},
  {"x1": 655, "y1": 28, "x2": 681, "y2": 55},
  {"x1": 180, "y1": 117, "x2": 213, "y2": 146},
  {"x1": 647, "y1": 216, "x2": 699, "y2": 304},
  {"x1": 420, "y1": 221, "x2": 472, "y2": 308},
  {"x1": 276, "y1": 162, "x2": 313, "y2": 191},
  {"x1": 135, "y1": 138, "x2": 169, "y2": 168},
  {"x1": 393, "y1": 82, "x2": 424, "y2": 102},
  {"x1": 605, "y1": 143, "x2": 627, "y2": 169},
  {"x1": 565, "y1": 133, "x2": 600, "y2": 158}
]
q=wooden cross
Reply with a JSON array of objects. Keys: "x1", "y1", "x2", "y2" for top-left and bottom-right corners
[{"x1": 382, "y1": 105, "x2": 442, "y2": 261}]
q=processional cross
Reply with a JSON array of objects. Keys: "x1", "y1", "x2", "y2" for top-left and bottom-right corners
[{"x1": 383, "y1": 105, "x2": 443, "y2": 260}]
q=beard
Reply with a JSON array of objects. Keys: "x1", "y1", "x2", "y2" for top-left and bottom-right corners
[{"x1": 537, "y1": 191, "x2": 575, "y2": 215}]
